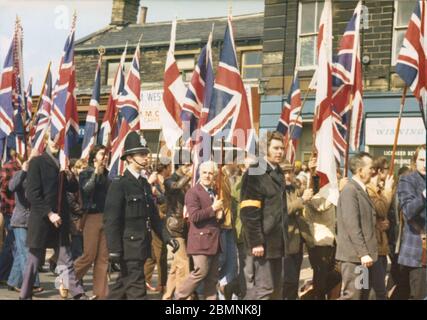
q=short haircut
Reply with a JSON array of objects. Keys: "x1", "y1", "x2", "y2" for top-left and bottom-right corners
[
  {"x1": 259, "y1": 131, "x2": 284, "y2": 155},
  {"x1": 74, "y1": 159, "x2": 88, "y2": 170},
  {"x1": 372, "y1": 156, "x2": 389, "y2": 174},
  {"x1": 89, "y1": 145, "x2": 106, "y2": 165},
  {"x1": 349, "y1": 152, "x2": 372, "y2": 174},
  {"x1": 198, "y1": 160, "x2": 218, "y2": 176},
  {"x1": 156, "y1": 163, "x2": 170, "y2": 173}
]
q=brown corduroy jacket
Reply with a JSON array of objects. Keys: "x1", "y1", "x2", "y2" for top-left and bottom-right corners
[{"x1": 366, "y1": 183, "x2": 393, "y2": 256}]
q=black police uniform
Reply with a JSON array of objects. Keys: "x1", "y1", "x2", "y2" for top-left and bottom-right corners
[{"x1": 103, "y1": 132, "x2": 175, "y2": 300}]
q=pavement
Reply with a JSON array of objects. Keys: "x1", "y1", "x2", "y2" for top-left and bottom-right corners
[{"x1": 0, "y1": 249, "x2": 313, "y2": 300}]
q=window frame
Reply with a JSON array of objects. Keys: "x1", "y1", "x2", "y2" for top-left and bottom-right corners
[
  {"x1": 297, "y1": 1, "x2": 324, "y2": 71},
  {"x1": 391, "y1": 0, "x2": 415, "y2": 66},
  {"x1": 105, "y1": 56, "x2": 133, "y2": 86},
  {"x1": 174, "y1": 49, "x2": 200, "y2": 83},
  {"x1": 240, "y1": 50, "x2": 263, "y2": 80}
]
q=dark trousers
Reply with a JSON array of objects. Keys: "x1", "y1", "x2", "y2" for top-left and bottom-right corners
[
  {"x1": 20, "y1": 246, "x2": 84, "y2": 299},
  {"x1": 387, "y1": 253, "x2": 410, "y2": 299},
  {"x1": 108, "y1": 259, "x2": 147, "y2": 300},
  {"x1": 365, "y1": 255, "x2": 387, "y2": 300},
  {"x1": 0, "y1": 215, "x2": 15, "y2": 281},
  {"x1": 282, "y1": 249, "x2": 303, "y2": 300},
  {"x1": 308, "y1": 246, "x2": 341, "y2": 300},
  {"x1": 247, "y1": 257, "x2": 282, "y2": 300},
  {"x1": 399, "y1": 265, "x2": 426, "y2": 300}
]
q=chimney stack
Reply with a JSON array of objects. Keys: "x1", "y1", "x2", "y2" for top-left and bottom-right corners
[
  {"x1": 111, "y1": 0, "x2": 140, "y2": 26},
  {"x1": 139, "y1": 6, "x2": 148, "y2": 25}
]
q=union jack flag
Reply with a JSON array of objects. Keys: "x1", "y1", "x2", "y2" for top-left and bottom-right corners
[
  {"x1": 181, "y1": 30, "x2": 214, "y2": 147},
  {"x1": 31, "y1": 68, "x2": 52, "y2": 154},
  {"x1": 81, "y1": 57, "x2": 101, "y2": 159},
  {"x1": 0, "y1": 20, "x2": 27, "y2": 163},
  {"x1": 98, "y1": 43, "x2": 127, "y2": 147},
  {"x1": 190, "y1": 33, "x2": 215, "y2": 187},
  {"x1": 109, "y1": 43, "x2": 141, "y2": 178},
  {"x1": 25, "y1": 78, "x2": 33, "y2": 130},
  {"x1": 160, "y1": 19, "x2": 186, "y2": 150},
  {"x1": 277, "y1": 74, "x2": 302, "y2": 165},
  {"x1": 0, "y1": 39, "x2": 16, "y2": 161},
  {"x1": 331, "y1": 1, "x2": 364, "y2": 158},
  {"x1": 50, "y1": 18, "x2": 79, "y2": 171},
  {"x1": 202, "y1": 16, "x2": 255, "y2": 153},
  {"x1": 396, "y1": 0, "x2": 427, "y2": 127}
]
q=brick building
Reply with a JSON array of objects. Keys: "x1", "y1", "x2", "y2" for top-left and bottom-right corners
[{"x1": 74, "y1": 0, "x2": 425, "y2": 167}]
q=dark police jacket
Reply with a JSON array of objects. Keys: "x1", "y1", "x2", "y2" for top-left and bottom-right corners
[
  {"x1": 240, "y1": 160, "x2": 289, "y2": 259},
  {"x1": 104, "y1": 169, "x2": 171, "y2": 261}
]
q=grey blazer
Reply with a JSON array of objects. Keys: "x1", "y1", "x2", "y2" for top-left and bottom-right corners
[{"x1": 336, "y1": 179, "x2": 378, "y2": 264}]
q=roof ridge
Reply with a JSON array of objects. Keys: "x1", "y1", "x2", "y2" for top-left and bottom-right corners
[{"x1": 126, "y1": 11, "x2": 264, "y2": 27}]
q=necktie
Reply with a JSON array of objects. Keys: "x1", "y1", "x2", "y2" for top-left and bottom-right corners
[{"x1": 207, "y1": 188, "x2": 215, "y2": 203}]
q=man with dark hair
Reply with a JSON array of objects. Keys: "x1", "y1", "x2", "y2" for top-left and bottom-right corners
[
  {"x1": 162, "y1": 164, "x2": 192, "y2": 300},
  {"x1": 74, "y1": 145, "x2": 110, "y2": 299},
  {"x1": 336, "y1": 152, "x2": 377, "y2": 300},
  {"x1": 104, "y1": 132, "x2": 179, "y2": 300},
  {"x1": 20, "y1": 139, "x2": 86, "y2": 300},
  {"x1": 240, "y1": 131, "x2": 288, "y2": 300}
]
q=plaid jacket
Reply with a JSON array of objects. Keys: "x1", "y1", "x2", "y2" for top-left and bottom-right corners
[
  {"x1": 0, "y1": 160, "x2": 21, "y2": 216},
  {"x1": 397, "y1": 171, "x2": 426, "y2": 268}
]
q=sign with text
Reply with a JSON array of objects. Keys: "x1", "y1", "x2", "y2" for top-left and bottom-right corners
[
  {"x1": 365, "y1": 117, "x2": 426, "y2": 146},
  {"x1": 139, "y1": 86, "x2": 256, "y2": 130}
]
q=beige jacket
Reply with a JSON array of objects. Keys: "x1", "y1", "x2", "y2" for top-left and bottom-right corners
[{"x1": 303, "y1": 193, "x2": 336, "y2": 247}]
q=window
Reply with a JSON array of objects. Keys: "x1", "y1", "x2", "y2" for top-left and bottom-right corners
[
  {"x1": 392, "y1": 0, "x2": 416, "y2": 65},
  {"x1": 106, "y1": 60, "x2": 132, "y2": 86},
  {"x1": 176, "y1": 55, "x2": 195, "y2": 82},
  {"x1": 241, "y1": 51, "x2": 262, "y2": 80},
  {"x1": 297, "y1": 1, "x2": 324, "y2": 70}
]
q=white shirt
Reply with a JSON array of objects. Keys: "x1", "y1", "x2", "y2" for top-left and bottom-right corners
[
  {"x1": 266, "y1": 159, "x2": 277, "y2": 171},
  {"x1": 128, "y1": 167, "x2": 141, "y2": 180},
  {"x1": 352, "y1": 176, "x2": 367, "y2": 193}
]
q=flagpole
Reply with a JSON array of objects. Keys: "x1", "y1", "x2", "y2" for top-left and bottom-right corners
[
  {"x1": 32, "y1": 62, "x2": 52, "y2": 123},
  {"x1": 389, "y1": 86, "x2": 408, "y2": 175},
  {"x1": 418, "y1": 99, "x2": 427, "y2": 130},
  {"x1": 343, "y1": 93, "x2": 354, "y2": 177}
]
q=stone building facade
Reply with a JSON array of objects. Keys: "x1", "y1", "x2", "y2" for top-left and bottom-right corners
[{"x1": 74, "y1": 0, "x2": 424, "y2": 167}]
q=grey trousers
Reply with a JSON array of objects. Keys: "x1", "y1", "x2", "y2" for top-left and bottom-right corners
[
  {"x1": 246, "y1": 257, "x2": 283, "y2": 300},
  {"x1": 20, "y1": 246, "x2": 84, "y2": 299},
  {"x1": 175, "y1": 254, "x2": 219, "y2": 300},
  {"x1": 339, "y1": 262, "x2": 372, "y2": 300}
]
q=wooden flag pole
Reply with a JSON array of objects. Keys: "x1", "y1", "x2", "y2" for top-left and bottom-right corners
[
  {"x1": 32, "y1": 61, "x2": 52, "y2": 124},
  {"x1": 389, "y1": 86, "x2": 408, "y2": 174},
  {"x1": 343, "y1": 93, "x2": 354, "y2": 177},
  {"x1": 418, "y1": 99, "x2": 427, "y2": 130}
]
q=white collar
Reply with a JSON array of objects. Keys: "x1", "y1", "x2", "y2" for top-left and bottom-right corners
[
  {"x1": 352, "y1": 176, "x2": 367, "y2": 192},
  {"x1": 128, "y1": 167, "x2": 141, "y2": 180},
  {"x1": 265, "y1": 158, "x2": 277, "y2": 170},
  {"x1": 199, "y1": 183, "x2": 213, "y2": 193}
]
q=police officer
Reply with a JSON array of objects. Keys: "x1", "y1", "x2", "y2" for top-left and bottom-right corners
[{"x1": 104, "y1": 131, "x2": 179, "y2": 300}]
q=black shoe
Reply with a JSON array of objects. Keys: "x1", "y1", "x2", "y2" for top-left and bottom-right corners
[
  {"x1": 73, "y1": 293, "x2": 89, "y2": 300},
  {"x1": 38, "y1": 266, "x2": 47, "y2": 273},
  {"x1": 49, "y1": 260, "x2": 57, "y2": 275},
  {"x1": 110, "y1": 262, "x2": 121, "y2": 272}
]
